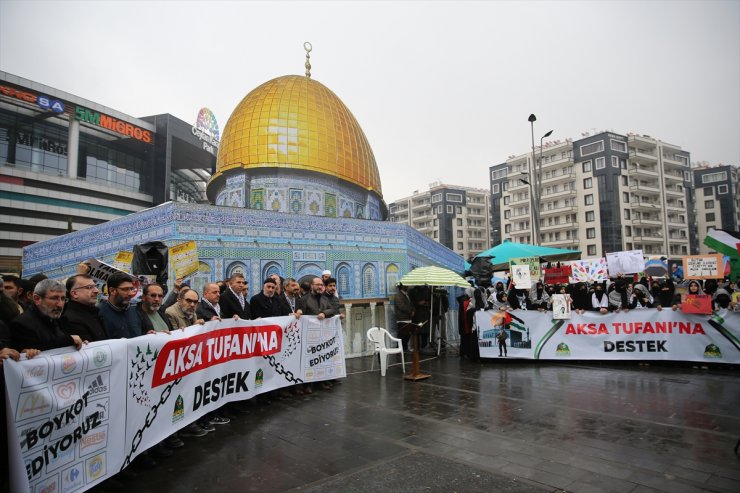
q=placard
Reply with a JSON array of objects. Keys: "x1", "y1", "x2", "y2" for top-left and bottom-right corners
[
  {"x1": 169, "y1": 241, "x2": 199, "y2": 279},
  {"x1": 681, "y1": 294, "x2": 712, "y2": 315},
  {"x1": 551, "y1": 294, "x2": 571, "y2": 319},
  {"x1": 112, "y1": 251, "x2": 134, "y2": 273},
  {"x1": 544, "y1": 265, "x2": 572, "y2": 285},
  {"x1": 683, "y1": 254, "x2": 724, "y2": 279},
  {"x1": 510, "y1": 264, "x2": 532, "y2": 289},
  {"x1": 606, "y1": 250, "x2": 645, "y2": 276},
  {"x1": 569, "y1": 258, "x2": 608, "y2": 283}
]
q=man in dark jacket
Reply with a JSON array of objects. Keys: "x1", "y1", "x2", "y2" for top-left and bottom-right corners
[
  {"x1": 136, "y1": 284, "x2": 174, "y2": 333},
  {"x1": 250, "y1": 278, "x2": 284, "y2": 319},
  {"x1": 11, "y1": 279, "x2": 84, "y2": 351},
  {"x1": 220, "y1": 273, "x2": 250, "y2": 319},
  {"x1": 297, "y1": 277, "x2": 338, "y2": 319},
  {"x1": 98, "y1": 272, "x2": 142, "y2": 339},
  {"x1": 197, "y1": 283, "x2": 222, "y2": 321},
  {"x1": 394, "y1": 283, "x2": 414, "y2": 351},
  {"x1": 61, "y1": 274, "x2": 109, "y2": 342}
]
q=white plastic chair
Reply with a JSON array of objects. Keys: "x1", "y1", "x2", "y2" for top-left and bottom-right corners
[{"x1": 367, "y1": 327, "x2": 405, "y2": 377}]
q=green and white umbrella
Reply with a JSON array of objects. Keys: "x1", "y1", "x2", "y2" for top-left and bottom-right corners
[{"x1": 398, "y1": 266, "x2": 471, "y2": 288}]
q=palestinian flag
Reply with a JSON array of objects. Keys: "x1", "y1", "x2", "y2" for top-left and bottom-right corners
[{"x1": 704, "y1": 229, "x2": 740, "y2": 257}]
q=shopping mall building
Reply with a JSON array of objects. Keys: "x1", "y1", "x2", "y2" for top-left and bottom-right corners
[{"x1": 0, "y1": 70, "x2": 217, "y2": 273}]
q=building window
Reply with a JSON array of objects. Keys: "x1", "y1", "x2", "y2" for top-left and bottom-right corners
[
  {"x1": 492, "y1": 183, "x2": 500, "y2": 194},
  {"x1": 587, "y1": 228, "x2": 596, "y2": 239},
  {"x1": 433, "y1": 218, "x2": 438, "y2": 225},
  {"x1": 582, "y1": 160, "x2": 592, "y2": 173},
  {"x1": 705, "y1": 200, "x2": 715, "y2": 209},
  {"x1": 505, "y1": 224, "x2": 511, "y2": 233},
  {"x1": 587, "y1": 245, "x2": 597, "y2": 256},
  {"x1": 446, "y1": 193, "x2": 463, "y2": 203},
  {"x1": 456, "y1": 206, "x2": 462, "y2": 214},
  {"x1": 684, "y1": 171, "x2": 691, "y2": 181},
  {"x1": 718, "y1": 184, "x2": 729, "y2": 194},
  {"x1": 625, "y1": 226, "x2": 632, "y2": 236},
  {"x1": 623, "y1": 192, "x2": 630, "y2": 203},
  {"x1": 433, "y1": 231, "x2": 438, "y2": 238},
  {"x1": 503, "y1": 196, "x2": 510, "y2": 205},
  {"x1": 456, "y1": 218, "x2": 463, "y2": 226},
  {"x1": 585, "y1": 211, "x2": 595, "y2": 222},
  {"x1": 622, "y1": 176, "x2": 629, "y2": 186},
  {"x1": 446, "y1": 205, "x2": 453, "y2": 213},
  {"x1": 457, "y1": 242, "x2": 464, "y2": 250},
  {"x1": 702, "y1": 171, "x2": 727, "y2": 183},
  {"x1": 362, "y1": 264, "x2": 377, "y2": 297},
  {"x1": 584, "y1": 177, "x2": 593, "y2": 189},
  {"x1": 610, "y1": 139, "x2": 627, "y2": 152},
  {"x1": 431, "y1": 193, "x2": 442, "y2": 203},
  {"x1": 595, "y1": 157, "x2": 606, "y2": 170},
  {"x1": 504, "y1": 210, "x2": 511, "y2": 219},
  {"x1": 624, "y1": 209, "x2": 631, "y2": 220},
  {"x1": 704, "y1": 187, "x2": 713, "y2": 196},
  {"x1": 585, "y1": 194, "x2": 594, "y2": 205},
  {"x1": 337, "y1": 265, "x2": 350, "y2": 297},
  {"x1": 580, "y1": 141, "x2": 604, "y2": 157},
  {"x1": 610, "y1": 156, "x2": 619, "y2": 168},
  {"x1": 706, "y1": 213, "x2": 715, "y2": 222},
  {"x1": 457, "y1": 230, "x2": 463, "y2": 238}
]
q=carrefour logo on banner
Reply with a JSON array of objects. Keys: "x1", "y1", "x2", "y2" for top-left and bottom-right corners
[{"x1": 63, "y1": 463, "x2": 84, "y2": 492}]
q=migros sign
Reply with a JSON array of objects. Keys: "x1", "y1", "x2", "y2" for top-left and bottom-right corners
[{"x1": 75, "y1": 107, "x2": 153, "y2": 144}]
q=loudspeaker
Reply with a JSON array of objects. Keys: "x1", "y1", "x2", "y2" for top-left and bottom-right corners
[
  {"x1": 132, "y1": 241, "x2": 169, "y2": 285},
  {"x1": 469, "y1": 256, "x2": 494, "y2": 287}
]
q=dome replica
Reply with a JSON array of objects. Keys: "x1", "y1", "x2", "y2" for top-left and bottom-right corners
[{"x1": 207, "y1": 66, "x2": 386, "y2": 220}]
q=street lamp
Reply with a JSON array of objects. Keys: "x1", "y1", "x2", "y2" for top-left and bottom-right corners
[{"x1": 528, "y1": 114, "x2": 539, "y2": 245}]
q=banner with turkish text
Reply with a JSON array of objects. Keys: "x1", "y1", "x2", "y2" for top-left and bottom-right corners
[
  {"x1": 4, "y1": 316, "x2": 345, "y2": 493},
  {"x1": 475, "y1": 309, "x2": 739, "y2": 363}
]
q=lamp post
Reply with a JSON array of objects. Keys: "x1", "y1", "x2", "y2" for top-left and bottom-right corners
[{"x1": 528, "y1": 114, "x2": 539, "y2": 245}]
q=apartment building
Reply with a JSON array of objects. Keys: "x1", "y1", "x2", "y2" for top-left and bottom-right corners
[
  {"x1": 490, "y1": 131, "x2": 699, "y2": 259},
  {"x1": 694, "y1": 164, "x2": 740, "y2": 254},
  {"x1": 388, "y1": 184, "x2": 492, "y2": 259}
]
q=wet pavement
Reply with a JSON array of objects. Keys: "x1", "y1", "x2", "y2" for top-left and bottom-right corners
[{"x1": 91, "y1": 354, "x2": 740, "y2": 493}]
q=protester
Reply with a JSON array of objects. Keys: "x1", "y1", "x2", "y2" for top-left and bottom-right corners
[
  {"x1": 250, "y1": 278, "x2": 284, "y2": 319},
  {"x1": 61, "y1": 274, "x2": 109, "y2": 342},
  {"x1": 98, "y1": 273, "x2": 143, "y2": 338},
  {"x1": 220, "y1": 273, "x2": 250, "y2": 319},
  {"x1": 137, "y1": 284, "x2": 173, "y2": 334},
  {"x1": 165, "y1": 288, "x2": 204, "y2": 329},
  {"x1": 394, "y1": 283, "x2": 414, "y2": 352},
  {"x1": 197, "y1": 282, "x2": 222, "y2": 321}
]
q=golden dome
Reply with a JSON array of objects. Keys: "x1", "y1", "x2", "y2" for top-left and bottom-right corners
[{"x1": 211, "y1": 75, "x2": 382, "y2": 196}]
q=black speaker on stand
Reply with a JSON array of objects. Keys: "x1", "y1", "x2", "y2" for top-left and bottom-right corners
[{"x1": 132, "y1": 241, "x2": 169, "y2": 287}]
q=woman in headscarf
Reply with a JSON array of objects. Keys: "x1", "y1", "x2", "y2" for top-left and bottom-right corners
[
  {"x1": 629, "y1": 282, "x2": 654, "y2": 309},
  {"x1": 655, "y1": 279, "x2": 678, "y2": 311},
  {"x1": 570, "y1": 282, "x2": 591, "y2": 314},
  {"x1": 591, "y1": 282, "x2": 609, "y2": 313},
  {"x1": 607, "y1": 278, "x2": 630, "y2": 313},
  {"x1": 528, "y1": 281, "x2": 550, "y2": 311}
]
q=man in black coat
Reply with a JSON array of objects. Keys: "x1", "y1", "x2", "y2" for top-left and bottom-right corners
[
  {"x1": 136, "y1": 284, "x2": 174, "y2": 333},
  {"x1": 197, "y1": 283, "x2": 222, "y2": 321},
  {"x1": 297, "y1": 277, "x2": 338, "y2": 319},
  {"x1": 250, "y1": 278, "x2": 285, "y2": 319},
  {"x1": 220, "y1": 273, "x2": 250, "y2": 319},
  {"x1": 11, "y1": 279, "x2": 84, "y2": 352},
  {"x1": 60, "y1": 274, "x2": 109, "y2": 342}
]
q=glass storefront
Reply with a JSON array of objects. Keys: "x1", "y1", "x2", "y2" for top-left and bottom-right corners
[{"x1": 0, "y1": 107, "x2": 68, "y2": 176}]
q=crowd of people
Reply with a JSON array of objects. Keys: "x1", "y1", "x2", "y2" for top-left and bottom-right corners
[
  {"x1": 455, "y1": 274, "x2": 740, "y2": 360},
  {"x1": 0, "y1": 268, "x2": 344, "y2": 473}
]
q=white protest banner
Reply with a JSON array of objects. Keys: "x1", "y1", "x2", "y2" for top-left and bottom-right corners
[
  {"x1": 569, "y1": 258, "x2": 608, "y2": 283},
  {"x1": 475, "y1": 309, "x2": 740, "y2": 363},
  {"x1": 4, "y1": 316, "x2": 345, "y2": 493},
  {"x1": 551, "y1": 294, "x2": 571, "y2": 320},
  {"x1": 606, "y1": 249, "x2": 644, "y2": 276},
  {"x1": 682, "y1": 254, "x2": 724, "y2": 279},
  {"x1": 169, "y1": 241, "x2": 199, "y2": 279},
  {"x1": 510, "y1": 264, "x2": 532, "y2": 289}
]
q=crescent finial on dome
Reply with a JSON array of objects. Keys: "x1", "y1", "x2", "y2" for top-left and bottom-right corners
[{"x1": 304, "y1": 41, "x2": 312, "y2": 79}]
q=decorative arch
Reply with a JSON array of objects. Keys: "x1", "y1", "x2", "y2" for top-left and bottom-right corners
[
  {"x1": 335, "y1": 263, "x2": 351, "y2": 298},
  {"x1": 295, "y1": 262, "x2": 322, "y2": 281},
  {"x1": 385, "y1": 264, "x2": 400, "y2": 296},
  {"x1": 362, "y1": 263, "x2": 377, "y2": 297},
  {"x1": 262, "y1": 261, "x2": 282, "y2": 281},
  {"x1": 226, "y1": 261, "x2": 248, "y2": 280}
]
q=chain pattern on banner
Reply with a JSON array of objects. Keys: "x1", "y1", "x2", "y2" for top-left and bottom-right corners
[
  {"x1": 263, "y1": 354, "x2": 303, "y2": 384},
  {"x1": 121, "y1": 378, "x2": 181, "y2": 470}
]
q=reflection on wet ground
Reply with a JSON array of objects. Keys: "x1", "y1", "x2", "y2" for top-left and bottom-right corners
[{"x1": 91, "y1": 355, "x2": 740, "y2": 493}]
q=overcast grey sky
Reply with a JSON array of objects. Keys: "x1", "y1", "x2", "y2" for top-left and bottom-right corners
[{"x1": 1, "y1": 0, "x2": 738, "y2": 203}]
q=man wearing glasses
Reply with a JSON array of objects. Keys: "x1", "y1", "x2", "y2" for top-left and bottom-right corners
[
  {"x1": 10, "y1": 279, "x2": 84, "y2": 352},
  {"x1": 98, "y1": 272, "x2": 143, "y2": 339},
  {"x1": 165, "y1": 288, "x2": 204, "y2": 329},
  {"x1": 61, "y1": 274, "x2": 109, "y2": 342},
  {"x1": 137, "y1": 284, "x2": 174, "y2": 334}
]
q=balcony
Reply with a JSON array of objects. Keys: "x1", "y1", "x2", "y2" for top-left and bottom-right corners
[
  {"x1": 540, "y1": 205, "x2": 578, "y2": 217},
  {"x1": 630, "y1": 199, "x2": 660, "y2": 212},
  {"x1": 664, "y1": 171, "x2": 684, "y2": 182},
  {"x1": 667, "y1": 218, "x2": 686, "y2": 225},
  {"x1": 540, "y1": 220, "x2": 577, "y2": 232},
  {"x1": 629, "y1": 183, "x2": 660, "y2": 194},
  {"x1": 665, "y1": 202, "x2": 685, "y2": 211},
  {"x1": 632, "y1": 217, "x2": 662, "y2": 226},
  {"x1": 541, "y1": 187, "x2": 576, "y2": 200},
  {"x1": 629, "y1": 149, "x2": 658, "y2": 165},
  {"x1": 664, "y1": 187, "x2": 685, "y2": 197},
  {"x1": 633, "y1": 234, "x2": 664, "y2": 243},
  {"x1": 540, "y1": 171, "x2": 576, "y2": 185},
  {"x1": 662, "y1": 155, "x2": 689, "y2": 170},
  {"x1": 542, "y1": 238, "x2": 580, "y2": 249},
  {"x1": 540, "y1": 155, "x2": 574, "y2": 170},
  {"x1": 509, "y1": 195, "x2": 530, "y2": 205},
  {"x1": 668, "y1": 235, "x2": 689, "y2": 243},
  {"x1": 628, "y1": 165, "x2": 659, "y2": 178}
]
